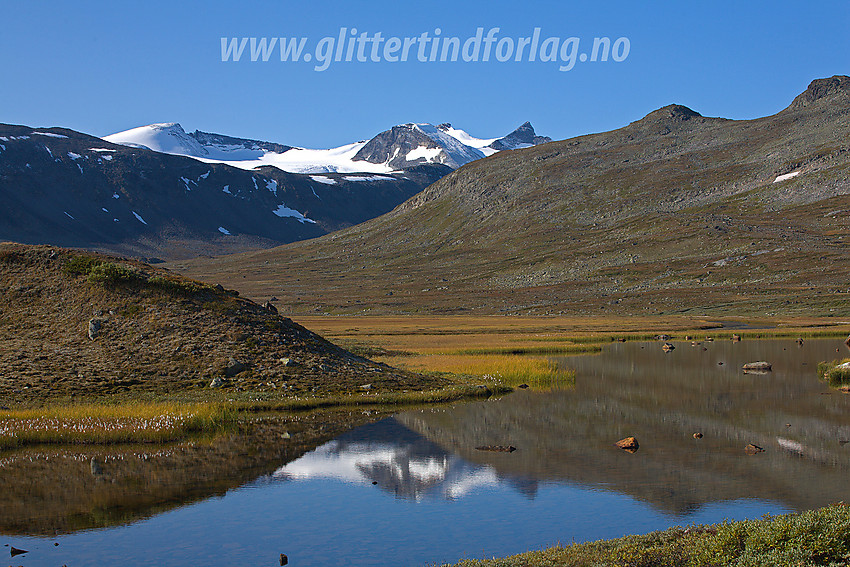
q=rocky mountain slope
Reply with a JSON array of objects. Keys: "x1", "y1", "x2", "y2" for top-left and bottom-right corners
[
  {"x1": 0, "y1": 244, "x2": 434, "y2": 405},
  {"x1": 0, "y1": 124, "x2": 448, "y2": 259},
  {"x1": 352, "y1": 121, "x2": 551, "y2": 169},
  {"x1": 174, "y1": 76, "x2": 850, "y2": 317}
]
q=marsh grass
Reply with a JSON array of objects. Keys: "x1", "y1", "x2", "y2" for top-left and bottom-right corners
[
  {"x1": 818, "y1": 359, "x2": 850, "y2": 388},
  {"x1": 234, "y1": 383, "x2": 512, "y2": 413},
  {"x1": 0, "y1": 403, "x2": 236, "y2": 449},
  {"x1": 442, "y1": 504, "x2": 850, "y2": 567},
  {"x1": 447, "y1": 345, "x2": 601, "y2": 356},
  {"x1": 378, "y1": 353, "x2": 575, "y2": 390}
]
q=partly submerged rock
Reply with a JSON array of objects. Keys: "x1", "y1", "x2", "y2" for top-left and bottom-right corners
[
  {"x1": 745, "y1": 443, "x2": 765, "y2": 455},
  {"x1": 615, "y1": 437, "x2": 639, "y2": 452},
  {"x1": 743, "y1": 361, "x2": 772, "y2": 372},
  {"x1": 475, "y1": 445, "x2": 516, "y2": 452}
]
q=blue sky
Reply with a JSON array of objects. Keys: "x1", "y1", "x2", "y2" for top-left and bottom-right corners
[{"x1": 2, "y1": 1, "x2": 847, "y2": 147}]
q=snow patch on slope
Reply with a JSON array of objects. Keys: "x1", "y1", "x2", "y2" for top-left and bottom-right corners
[
  {"x1": 273, "y1": 204, "x2": 316, "y2": 224},
  {"x1": 200, "y1": 141, "x2": 393, "y2": 174},
  {"x1": 406, "y1": 146, "x2": 443, "y2": 162},
  {"x1": 774, "y1": 171, "x2": 801, "y2": 183}
]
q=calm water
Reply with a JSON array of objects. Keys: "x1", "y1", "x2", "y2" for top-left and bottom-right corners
[{"x1": 4, "y1": 338, "x2": 850, "y2": 567}]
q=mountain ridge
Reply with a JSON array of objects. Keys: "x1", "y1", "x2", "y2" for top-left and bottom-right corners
[
  {"x1": 0, "y1": 123, "x2": 449, "y2": 259},
  {"x1": 173, "y1": 75, "x2": 850, "y2": 317},
  {"x1": 104, "y1": 120, "x2": 551, "y2": 173}
]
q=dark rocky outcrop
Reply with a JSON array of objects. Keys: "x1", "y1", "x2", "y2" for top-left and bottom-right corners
[{"x1": 788, "y1": 75, "x2": 850, "y2": 110}]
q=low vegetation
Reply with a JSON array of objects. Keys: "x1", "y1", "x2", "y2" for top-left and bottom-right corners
[
  {"x1": 818, "y1": 359, "x2": 850, "y2": 388},
  {"x1": 0, "y1": 402, "x2": 236, "y2": 449},
  {"x1": 377, "y1": 353, "x2": 575, "y2": 390},
  {"x1": 443, "y1": 504, "x2": 850, "y2": 567},
  {"x1": 64, "y1": 254, "x2": 216, "y2": 296}
]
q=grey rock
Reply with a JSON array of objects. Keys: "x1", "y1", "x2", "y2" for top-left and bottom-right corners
[
  {"x1": 90, "y1": 457, "x2": 103, "y2": 475},
  {"x1": 88, "y1": 318, "x2": 103, "y2": 340},
  {"x1": 209, "y1": 376, "x2": 224, "y2": 388},
  {"x1": 225, "y1": 358, "x2": 248, "y2": 377}
]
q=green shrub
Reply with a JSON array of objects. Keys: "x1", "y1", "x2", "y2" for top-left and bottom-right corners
[
  {"x1": 63, "y1": 254, "x2": 102, "y2": 276},
  {"x1": 87, "y1": 262, "x2": 142, "y2": 286}
]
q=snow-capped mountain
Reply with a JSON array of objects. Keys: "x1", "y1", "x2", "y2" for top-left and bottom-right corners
[
  {"x1": 353, "y1": 123, "x2": 487, "y2": 169},
  {"x1": 0, "y1": 123, "x2": 448, "y2": 260},
  {"x1": 103, "y1": 121, "x2": 551, "y2": 174},
  {"x1": 103, "y1": 123, "x2": 293, "y2": 162},
  {"x1": 0, "y1": 119, "x2": 550, "y2": 259}
]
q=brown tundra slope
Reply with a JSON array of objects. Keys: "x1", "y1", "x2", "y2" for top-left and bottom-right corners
[
  {"x1": 0, "y1": 244, "x2": 438, "y2": 405},
  {"x1": 174, "y1": 76, "x2": 850, "y2": 318}
]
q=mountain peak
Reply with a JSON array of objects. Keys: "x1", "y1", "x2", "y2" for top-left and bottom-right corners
[
  {"x1": 488, "y1": 121, "x2": 552, "y2": 151},
  {"x1": 149, "y1": 122, "x2": 184, "y2": 131},
  {"x1": 644, "y1": 104, "x2": 702, "y2": 122},
  {"x1": 789, "y1": 75, "x2": 850, "y2": 110}
]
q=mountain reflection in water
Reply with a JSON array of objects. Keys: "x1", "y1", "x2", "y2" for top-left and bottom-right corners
[
  {"x1": 272, "y1": 418, "x2": 538, "y2": 500},
  {"x1": 277, "y1": 338, "x2": 850, "y2": 516}
]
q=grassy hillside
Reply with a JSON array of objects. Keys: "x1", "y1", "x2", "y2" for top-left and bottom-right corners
[
  {"x1": 0, "y1": 243, "x2": 440, "y2": 406},
  {"x1": 173, "y1": 76, "x2": 850, "y2": 318}
]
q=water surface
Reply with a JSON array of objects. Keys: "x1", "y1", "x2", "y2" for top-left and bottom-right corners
[{"x1": 4, "y1": 338, "x2": 850, "y2": 566}]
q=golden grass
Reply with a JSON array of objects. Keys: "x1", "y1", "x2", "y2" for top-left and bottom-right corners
[
  {"x1": 0, "y1": 402, "x2": 236, "y2": 449},
  {"x1": 232, "y1": 383, "x2": 513, "y2": 412},
  {"x1": 377, "y1": 353, "x2": 575, "y2": 390},
  {"x1": 298, "y1": 315, "x2": 850, "y2": 356}
]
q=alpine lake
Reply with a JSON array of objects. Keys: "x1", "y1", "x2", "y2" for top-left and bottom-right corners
[{"x1": 3, "y1": 337, "x2": 850, "y2": 567}]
